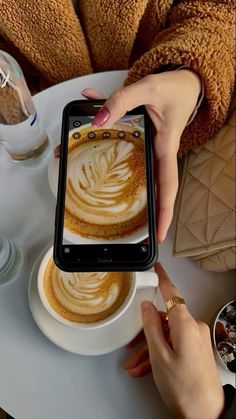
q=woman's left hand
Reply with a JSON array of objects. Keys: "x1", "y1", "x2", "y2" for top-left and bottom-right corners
[
  {"x1": 81, "y1": 69, "x2": 201, "y2": 241},
  {"x1": 122, "y1": 311, "x2": 169, "y2": 378},
  {"x1": 123, "y1": 262, "x2": 224, "y2": 419}
]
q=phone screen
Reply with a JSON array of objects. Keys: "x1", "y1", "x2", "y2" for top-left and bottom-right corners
[
  {"x1": 63, "y1": 114, "x2": 149, "y2": 245},
  {"x1": 54, "y1": 101, "x2": 157, "y2": 271}
]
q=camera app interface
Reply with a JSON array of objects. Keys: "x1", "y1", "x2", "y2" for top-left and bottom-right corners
[{"x1": 63, "y1": 114, "x2": 149, "y2": 246}]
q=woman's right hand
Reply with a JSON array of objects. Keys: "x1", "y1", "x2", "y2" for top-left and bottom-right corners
[{"x1": 124, "y1": 263, "x2": 225, "y2": 419}]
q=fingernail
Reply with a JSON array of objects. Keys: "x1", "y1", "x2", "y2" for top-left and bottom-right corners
[
  {"x1": 141, "y1": 301, "x2": 153, "y2": 312},
  {"x1": 92, "y1": 106, "x2": 110, "y2": 127},
  {"x1": 157, "y1": 236, "x2": 164, "y2": 244},
  {"x1": 54, "y1": 149, "x2": 60, "y2": 159},
  {"x1": 81, "y1": 91, "x2": 91, "y2": 99}
]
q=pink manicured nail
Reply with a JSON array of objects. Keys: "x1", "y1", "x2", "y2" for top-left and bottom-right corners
[
  {"x1": 81, "y1": 91, "x2": 91, "y2": 99},
  {"x1": 92, "y1": 106, "x2": 110, "y2": 127}
]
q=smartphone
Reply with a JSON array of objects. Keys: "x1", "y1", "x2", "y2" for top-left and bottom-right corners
[{"x1": 54, "y1": 100, "x2": 157, "y2": 271}]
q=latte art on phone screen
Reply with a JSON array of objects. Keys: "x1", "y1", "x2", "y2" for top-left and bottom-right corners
[
  {"x1": 64, "y1": 127, "x2": 148, "y2": 240},
  {"x1": 43, "y1": 258, "x2": 132, "y2": 323}
]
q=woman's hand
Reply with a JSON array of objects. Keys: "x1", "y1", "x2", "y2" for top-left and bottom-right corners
[
  {"x1": 124, "y1": 263, "x2": 225, "y2": 419},
  {"x1": 82, "y1": 69, "x2": 201, "y2": 241}
]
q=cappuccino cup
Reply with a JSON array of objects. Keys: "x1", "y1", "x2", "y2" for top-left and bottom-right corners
[{"x1": 37, "y1": 247, "x2": 158, "y2": 330}]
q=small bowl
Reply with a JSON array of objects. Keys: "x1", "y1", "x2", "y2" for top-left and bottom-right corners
[{"x1": 213, "y1": 300, "x2": 236, "y2": 373}]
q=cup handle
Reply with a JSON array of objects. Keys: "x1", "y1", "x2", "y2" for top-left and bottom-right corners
[{"x1": 135, "y1": 271, "x2": 158, "y2": 289}]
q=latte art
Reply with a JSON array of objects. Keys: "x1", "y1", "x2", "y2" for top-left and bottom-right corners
[
  {"x1": 54, "y1": 271, "x2": 121, "y2": 314},
  {"x1": 64, "y1": 127, "x2": 148, "y2": 240},
  {"x1": 67, "y1": 140, "x2": 140, "y2": 224},
  {"x1": 43, "y1": 258, "x2": 132, "y2": 323}
]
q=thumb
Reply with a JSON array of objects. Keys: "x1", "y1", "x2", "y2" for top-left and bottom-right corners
[
  {"x1": 141, "y1": 301, "x2": 171, "y2": 361},
  {"x1": 92, "y1": 78, "x2": 151, "y2": 127},
  {"x1": 154, "y1": 140, "x2": 179, "y2": 242}
]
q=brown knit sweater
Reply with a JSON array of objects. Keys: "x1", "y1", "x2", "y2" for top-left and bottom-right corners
[{"x1": 0, "y1": 0, "x2": 235, "y2": 154}]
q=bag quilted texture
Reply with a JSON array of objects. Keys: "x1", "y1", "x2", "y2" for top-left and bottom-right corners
[{"x1": 173, "y1": 111, "x2": 235, "y2": 271}]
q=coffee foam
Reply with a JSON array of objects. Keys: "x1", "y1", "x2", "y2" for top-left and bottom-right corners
[
  {"x1": 43, "y1": 258, "x2": 132, "y2": 323},
  {"x1": 64, "y1": 128, "x2": 148, "y2": 239}
]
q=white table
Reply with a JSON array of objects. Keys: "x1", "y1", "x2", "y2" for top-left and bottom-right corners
[{"x1": 0, "y1": 71, "x2": 235, "y2": 419}]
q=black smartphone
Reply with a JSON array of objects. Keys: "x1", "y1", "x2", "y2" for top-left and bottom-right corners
[{"x1": 54, "y1": 100, "x2": 157, "y2": 271}]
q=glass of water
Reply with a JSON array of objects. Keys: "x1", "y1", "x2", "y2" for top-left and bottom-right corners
[
  {"x1": 0, "y1": 50, "x2": 50, "y2": 166},
  {"x1": 0, "y1": 233, "x2": 24, "y2": 285}
]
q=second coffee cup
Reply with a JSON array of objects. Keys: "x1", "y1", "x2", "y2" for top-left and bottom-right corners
[{"x1": 37, "y1": 247, "x2": 158, "y2": 330}]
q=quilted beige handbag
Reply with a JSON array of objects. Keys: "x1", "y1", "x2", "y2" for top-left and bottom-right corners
[{"x1": 173, "y1": 110, "x2": 235, "y2": 271}]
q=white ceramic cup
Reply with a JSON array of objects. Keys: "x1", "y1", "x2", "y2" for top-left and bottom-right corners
[{"x1": 37, "y1": 247, "x2": 158, "y2": 330}]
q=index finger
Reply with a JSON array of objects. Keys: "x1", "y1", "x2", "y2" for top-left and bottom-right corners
[
  {"x1": 92, "y1": 78, "x2": 152, "y2": 127},
  {"x1": 155, "y1": 262, "x2": 181, "y2": 301},
  {"x1": 155, "y1": 146, "x2": 179, "y2": 242},
  {"x1": 155, "y1": 262, "x2": 189, "y2": 324}
]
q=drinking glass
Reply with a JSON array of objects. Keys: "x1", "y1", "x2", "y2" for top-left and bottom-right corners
[
  {"x1": 0, "y1": 233, "x2": 23, "y2": 285},
  {"x1": 0, "y1": 50, "x2": 50, "y2": 166}
]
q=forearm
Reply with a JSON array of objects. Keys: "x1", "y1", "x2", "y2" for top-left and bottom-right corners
[{"x1": 126, "y1": 1, "x2": 235, "y2": 154}]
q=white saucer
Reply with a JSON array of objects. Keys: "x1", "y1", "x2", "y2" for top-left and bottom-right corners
[{"x1": 28, "y1": 254, "x2": 157, "y2": 356}]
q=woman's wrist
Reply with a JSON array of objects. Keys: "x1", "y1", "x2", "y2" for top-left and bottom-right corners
[
  {"x1": 176, "y1": 68, "x2": 202, "y2": 96},
  {"x1": 179, "y1": 390, "x2": 225, "y2": 419},
  {"x1": 157, "y1": 65, "x2": 203, "y2": 125},
  {"x1": 176, "y1": 68, "x2": 204, "y2": 125}
]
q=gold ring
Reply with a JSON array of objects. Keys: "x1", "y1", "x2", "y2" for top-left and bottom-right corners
[{"x1": 165, "y1": 296, "x2": 186, "y2": 313}]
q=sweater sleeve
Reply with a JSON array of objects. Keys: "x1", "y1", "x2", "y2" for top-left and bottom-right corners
[
  {"x1": 125, "y1": 0, "x2": 235, "y2": 156},
  {"x1": 221, "y1": 385, "x2": 236, "y2": 419}
]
